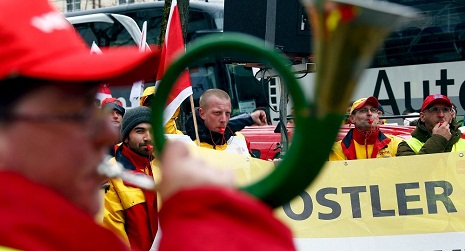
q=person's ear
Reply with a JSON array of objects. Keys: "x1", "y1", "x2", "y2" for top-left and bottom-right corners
[
  {"x1": 349, "y1": 114, "x2": 355, "y2": 124},
  {"x1": 419, "y1": 112, "x2": 426, "y2": 122},
  {"x1": 199, "y1": 108, "x2": 206, "y2": 120}
]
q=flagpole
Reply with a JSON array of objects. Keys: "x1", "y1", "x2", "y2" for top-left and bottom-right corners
[
  {"x1": 129, "y1": 21, "x2": 148, "y2": 107},
  {"x1": 189, "y1": 95, "x2": 200, "y2": 146}
]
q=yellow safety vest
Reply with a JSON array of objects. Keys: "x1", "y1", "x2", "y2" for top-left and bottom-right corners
[{"x1": 406, "y1": 137, "x2": 465, "y2": 153}]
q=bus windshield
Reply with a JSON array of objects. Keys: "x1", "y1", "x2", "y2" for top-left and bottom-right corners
[{"x1": 371, "y1": 0, "x2": 465, "y2": 68}]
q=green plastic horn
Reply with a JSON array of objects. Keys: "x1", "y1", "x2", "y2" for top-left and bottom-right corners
[{"x1": 152, "y1": 0, "x2": 417, "y2": 209}]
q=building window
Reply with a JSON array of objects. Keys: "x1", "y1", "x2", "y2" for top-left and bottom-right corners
[
  {"x1": 119, "y1": 0, "x2": 135, "y2": 4},
  {"x1": 66, "y1": 0, "x2": 81, "y2": 12}
]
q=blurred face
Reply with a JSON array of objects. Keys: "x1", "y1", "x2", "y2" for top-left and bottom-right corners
[
  {"x1": 420, "y1": 103, "x2": 453, "y2": 132},
  {"x1": 106, "y1": 109, "x2": 123, "y2": 130},
  {"x1": 0, "y1": 84, "x2": 118, "y2": 216},
  {"x1": 199, "y1": 96, "x2": 231, "y2": 133},
  {"x1": 124, "y1": 122, "x2": 152, "y2": 157},
  {"x1": 349, "y1": 104, "x2": 379, "y2": 130}
]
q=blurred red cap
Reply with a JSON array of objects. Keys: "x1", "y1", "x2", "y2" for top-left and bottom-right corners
[{"x1": 0, "y1": 0, "x2": 160, "y2": 86}]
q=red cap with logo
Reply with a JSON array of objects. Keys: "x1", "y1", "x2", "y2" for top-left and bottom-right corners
[
  {"x1": 421, "y1": 94, "x2": 452, "y2": 112},
  {"x1": 0, "y1": 0, "x2": 160, "y2": 85}
]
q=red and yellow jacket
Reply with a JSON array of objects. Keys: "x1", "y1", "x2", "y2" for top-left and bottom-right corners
[
  {"x1": 102, "y1": 144, "x2": 159, "y2": 251},
  {"x1": 329, "y1": 127, "x2": 402, "y2": 160}
]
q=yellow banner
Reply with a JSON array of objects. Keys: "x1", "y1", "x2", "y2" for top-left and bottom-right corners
[
  {"x1": 277, "y1": 152, "x2": 465, "y2": 238},
  {"x1": 185, "y1": 146, "x2": 465, "y2": 237},
  {"x1": 182, "y1": 145, "x2": 465, "y2": 249},
  {"x1": 185, "y1": 143, "x2": 275, "y2": 186}
]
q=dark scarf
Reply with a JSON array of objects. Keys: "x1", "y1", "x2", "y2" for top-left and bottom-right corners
[{"x1": 185, "y1": 108, "x2": 235, "y2": 148}]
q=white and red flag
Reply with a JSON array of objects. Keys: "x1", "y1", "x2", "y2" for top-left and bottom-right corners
[
  {"x1": 90, "y1": 41, "x2": 103, "y2": 54},
  {"x1": 90, "y1": 42, "x2": 112, "y2": 103},
  {"x1": 156, "y1": 0, "x2": 193, "y2": 125},
  {"x1": 96, "y1": 83, "x2": 112, "y2": 103}
]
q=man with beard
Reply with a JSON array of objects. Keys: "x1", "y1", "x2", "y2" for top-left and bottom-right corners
[
  {"x1": 102, "y1": 106, "x2": 158, "y2": 251},
  {"x1": 329, "y1": 96, "x2": 402, "y2": 160},
  {"x1": 397, "y1": 94, "x2": 465, "y2": 155},
  {"x1": 184, "y1": 89, "x2": 267, "y2": 156}
]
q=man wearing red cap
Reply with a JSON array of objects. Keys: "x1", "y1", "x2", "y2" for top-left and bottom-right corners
[
  {"x1": 101, "y1": 97, "x2": 125, "y2": 156},
  {"x1": 101, "y1": 97, "x2": 125, "y2": 134},
  {"x1": 329, "y1": 96, "x2": 403, "y2": 160},
  {"x1": 0, "y1": 1, "x2": 295, "y2": 251},
  {"x1": 397, "y1": 94, "x2": 465, "y2": 155}
]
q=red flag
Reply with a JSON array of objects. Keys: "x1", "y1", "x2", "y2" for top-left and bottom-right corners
[
  {"x1": 90, "y1": 43, "x2": 113, "y2": 104},
  {"x1": 156, "y1": 0, "x2": 193, "y2": 125}
]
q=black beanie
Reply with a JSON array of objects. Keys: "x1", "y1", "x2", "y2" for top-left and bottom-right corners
[{"x1": 121, "y1": 106, "x2": 152, "y2": 140}]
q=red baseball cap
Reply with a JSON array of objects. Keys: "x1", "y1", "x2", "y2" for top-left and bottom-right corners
[
  {"x1": 421, "y1": 94, "x2": 452, "y2": 112},
  {"x1": 101, "y1": 98, "x2": 125, "y2": 115},
  {"x1": 0, "y1": 0, "x2": 160, "y2": 86},
  {"x1": 101, "y1": 97, "x2": 123, "y2": 107}
]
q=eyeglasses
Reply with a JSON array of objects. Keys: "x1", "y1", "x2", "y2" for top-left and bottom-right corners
[
  {"x1": 355, "y1": 107, "x2": 378, "y2": 114},
  {"x1": 425, "y1": 107, "x2": 451, "y2": 114}
]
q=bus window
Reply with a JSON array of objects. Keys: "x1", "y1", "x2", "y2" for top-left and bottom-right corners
[
  {"x1": 189, "y1": 65, "x2": 221, "y2": 101},
  {"x1": 65, "y1": 1, "x2": 224, "y2": 45},
  {"x1": 118, "y1": 8, "x2": 164, "y2": 45},
  {"x1": 371, "y1": 0, "x2": 465, "y2": 68},
  {"x1": 68, "y1": 13, "x2": 142, "y2": 47},
  {"x1": 454, "y1": 21, "x2": 465, "y2": 59},
  {"x1": 411, "y1": 26, "x2": 457, "y2": 63},
  {"x1": 227, "y1": 65, "x2": 270, "y2": 116},
  {"x1": 187, "y1": 11, "x2": 218, "y2": 42},
  {"x1": 124, "y1": 9, "x2": 221, "y2": 44},
  {"x1": 73, "y1": 21, "x2": 136, "y2": 47}
]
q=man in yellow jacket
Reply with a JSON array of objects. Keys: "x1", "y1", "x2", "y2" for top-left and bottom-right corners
[
  {"x1": 329, "y1": 96, "x2": 402, "y2": 160},
  {"x1": 103, "y1": 106, "x2": 158, "y2": 251},
  {"x1": 184, "y1": 89, "x2": 267, "y2": 156}
]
